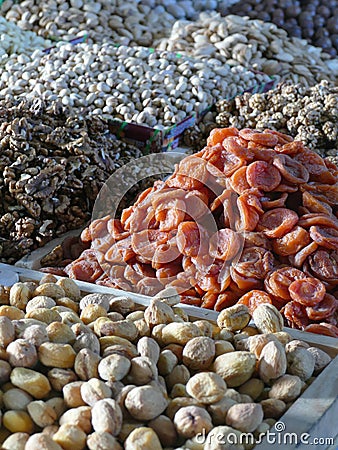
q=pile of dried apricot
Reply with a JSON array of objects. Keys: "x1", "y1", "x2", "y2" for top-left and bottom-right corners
[{"x1": 49, "y1": 127, "x2": 338, "y2": 336}]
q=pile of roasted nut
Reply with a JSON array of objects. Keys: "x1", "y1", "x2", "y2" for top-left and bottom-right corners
[{"x1": 0, "y1": 278, "x2": 332, "y2": 449}]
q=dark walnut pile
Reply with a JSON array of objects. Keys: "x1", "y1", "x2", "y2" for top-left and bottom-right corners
[{"x1": 0, "y1": 99, "x2": 142, "y2": 264}]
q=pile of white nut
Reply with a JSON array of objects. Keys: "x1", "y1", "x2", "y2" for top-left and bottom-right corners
[
  {"x1": 155, "y1": 12, "x2": 337, "y2": 87},
  {"x1": 0, "y1": 0, "x2": 239, "y2": 47},
  {"x1": 0, "y1": 43, "x2": 271, "y2": 128},
  {"x1": 0, "y1": 16, "x2": 51, "y2": 64}
]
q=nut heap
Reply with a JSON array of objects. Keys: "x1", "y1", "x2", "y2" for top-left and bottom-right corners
[
  {"x1": 0, "y1": 42, "x2": 271, "y2": 126},
  {"x1": 1, "y1": 0, "x2": 231, "y2": 47},
  {"x1": 0, "y1": 99, "x2": 144, "y2": 264},
  {"x1": 156, "y1": 12, "x2": 336, "y2": 86},
  {"x1": 0, "y1": 279, "x2": 332, "y2": 449},
  {"x1": 222, "y1": 0, "x2": 338, "y2": 57},
  {"x1": 60, "y1": 126, "x2": 338, "y2": 336},
  {"x1": 0, "y1": 16, "x2": 51, "y2": 64},
  {"x1": 215, "y1": 81, "x2": 338, "y2": 161}
]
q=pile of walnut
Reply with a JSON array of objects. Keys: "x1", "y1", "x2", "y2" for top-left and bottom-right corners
[
  {"x1": 0, "y1": 99, "x2": 143, "y2": 264},
  {"x1": 183, "y1": 80, "x2": 338, "y2": 161},
  {"x1": 0, "y1": 279, "x2": 332, "y2": 450}
]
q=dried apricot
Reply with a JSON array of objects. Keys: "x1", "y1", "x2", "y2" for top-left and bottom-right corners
[
  {"x1": 289, "y1": 278, "x2": 325, "y2": 307},
  {"x1": 257, "y1": 208, "x2": 299, "y2": 238},
  {"x1": 272, "y1": 154, "x2": 309, "y2": 184},
  {"x1": 304, "y1": 323, "x2": 338, "y2": 337},
  {"x1": 264, "y1": 267, "x2": 307, "y2": 301},
  {"x1": 209, "y1": 229, "x2": 243, "y2": 262},
  {"x1": 207, "y1": 127, "x2": 239, "y2": 146},
  {"x1": 237, "y1": 290, "x2": 272, "y2": 314},
  {"x1": 309, "y1": 226, "x2": 338, "y2": 250},
  {"x1": 246, "y1": 161, "x2": 281, "y2": 191},
  {"x1": 272, "y1": 226, "x2": 311, "y2": 256}
]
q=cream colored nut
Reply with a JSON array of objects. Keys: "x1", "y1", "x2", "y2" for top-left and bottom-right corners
[
  {"x1": 3, "y1": 388, "x2": 32, "y2": 410},
  {"x1": 74, "y1": 348, "x2": 101, "y2": 380},
  {"x1": 137, "y1": 336, "x2": 160, "y2": 363},
  {"x1": 307, "y1": 347, "x2": 331, "y2": 373},
  {"x1": 87, "y1": 431, "x2": 122, "y2": 450},
  {"x1": 94, "y1": 317, "x2": 118, "y2": 337},
  {"x1": 80, "y1": 293, "x2": 111, "y2": 312},
  {"x1": 11, "y1": 367, "x2": 51, "y2": 399},
  {"x1": 26, "y1": 308, "x2": 61, "y2": 324},
  {"x1": 286, "y1": 348, "x2": 315, "y2": 381},
  {"x1": 63, "y1": 381, "x2": 86, "y2": 408},
  {"x1": 125, "y1": 427, "x2": 162, "y2": 450},
  {"x1": 56, "y1": 297, "x2": 79, "y2": 313},
  {"x1": 285, "y1": 340, "x2": 310, "y2": 352},
  {"x1": 26, "y1": 296, "x2": 56, "y2": 313},
  {"x1": 238, "y1": 378, "x2": 264, "y2": 400},
  {"x1": 10, "y1": 282, "x2": 32, "y2": 310},
  {"x1": 182, "y1": 336, "x2": 215, "y2": 370},
  {"x1": 166, "y1": 397, "x2": 203, "y2": 421},
  {"x1": 193, "y1": 320, "x2": 214, "y2": 338},
  {"x1": 56, "y1": 278, "x2": 81, "y2": 301},
  {"x1": 213, "y1": 328, "x2": 234, "y2": 341},
  {"x1": 125, "y1": 385, "x2": 169, "y2": 421},
  {"x1": 205, "y1": 426, "x2": 244, "y2": 450},
  {"x1": 25, "y1": 433, "x2": 63, "y2": 450},
  {"x1": 247, "y1": 333, "x2": 278, "y2": 358},
  {"x1": 186, "y1": 372, "x2": 227, "y2": 404},
  {"x1": 60, "y1": 406, "x2": 92, "y2": 434},
  {"x1": 144, "y1": 298, "x2": 175, "y2": 326},
  {"x1": 7, "y1": 339, "x2": 38, "y2": 368},
  {"x1": 161, "y1": 322, "x2": 201, "y2": 345},
  {"x1": 269, "y1": 374, "x2": 302, "y2": 402},
  {"x1": 154, "y1": 287, "x2": 181, "y2": 306},
  {"x1": 27, "y1": 400, "x2": 57, "y2": 427},
  {"x1": 99, "y1": 319, "x2": 138, "y2": 341},
  {"x1": 91, "y1": 398, "x2": 123, "y2": 435},
  {"x1": 252, "y1": 304, "x2": 283, "y2": 334},
  {"x1": 214, "y1": 340, "x2": 235, "y2": 357},
  {"x1": 126, "y1": 311, "x2": 144, "y2": 321},
  {"x1": 73, "y1": 331, "x2": 100, "y2": 354},
  {"x1": 213, "y1": 351, "x2": 256, "y2": 387},
  {"x1": 61, "y1": 311, "x2": 82, "y2": 326},
  {"x1": 163, "y1": 343, "x2": 184, "y2": 361},
  {"x1": 166, "y1": 364, "x2": 190, "y2": 391},
  {"x1": 126, "y1": 356, "x2": 158, "y2": 385},
  {"x1": 226, "y1": 403, "x2": 264, "y2": 433},
  {"x1": 148, "y1": 414, "x2": 177, "y2": 448},
  {"x1": 80, "y1": 304, "x2": 107, "y2": 324},
  {"x1": 151, "y1": 324, "x2": 166, "y2": 345},
  {"x1": 260, "y1": 398, "x2": 286, "y2": 419},
  {"x1": 98, "y1": 354, "x2": 131, "y2": 381},
  {"x1": 233, "y1": 334, "x2": 250, "y2": 351},
  {"x1": 172, "y1": 307, "x2": 189, "y2": 322},
  {"x1": 80, "y1": 378, "x2": 112, "y2": 406},
  {"x1": 109, "y1": 296, "x2": 135, "y2": 315},
  {"x1": 118, "y1": 420, "x2": 145, "y2": 442},
  {"x1": 18, "y1": 321, "x2": 48, "y2": 344},
  {"x1": 108, "y1": 312, "x2": 125, "y2": 321},
  {"x1": 0, "y1": 360, "x2": 11, "y2": 384},
  {"x1": 0, "y1": 316, "x2": 15, "y2": 346},
  {"x1": 207, "y1": 397, "x2": 237, "y2": 425},
  {"x1": 116, "y1": 384, "x2": 136, "y2": 416},
  {"x1": 259, "y1": 340, "x2": 287, "y2": 384},
  {"x1": 53, "y1": 424, "x2": 87, "y2": 450},
  {"x1": 2, "y1": 432, "x2": 29, "y2": 450},
  {"x1": 273, "y1": 331, "x2": 292, "y2": 345},
  {"x1": 242, "y1": 326, "x2": 259, "y2": 336},
  {"x1": 174, "y1": 405, "x2": 213, "y2": 439},
  {"x1": 170, "y1": 383, "x2": 188, "y2": 398},
  {"x1": 99, "y1": 335, "x2": 137, "y2": 354},
  {"x1": 39, "y1": 274, "x2": 57, "y2": 285},
  {"x1": 217, "y1": 304, "x2": 251, "y2": 331},
  {"x1": 46, "y1": 397, "x2": 67, "y2": 419},
  {"x1": 158, "y1": 350, "x2": 178, "y2": 376},
  {"x1": 2, "y1": 410, "x2": 34, "y2": 433},
  {"x1": 33, "y1": 283, "x2": 65, "y2": 299},
  {"x1": 39, "y1": 342, "x2": 76, "y2": 369},
  {"x1": 254, "y1": 421, "x2": 271, "y2": 439},
  {"x1": 48, "y1": 368, "x2": 77, "y2": 392},
  {"x1": 103, "y1": 343, "x2": 138, "y2": 359},
  {"x1": 0, "y1": 305, "x2": 25, "y2": 320},
  {"x1": 47, "y1": 322, "x2": 76, "y2": 344}
]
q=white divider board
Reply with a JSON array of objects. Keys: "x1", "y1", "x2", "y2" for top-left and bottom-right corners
[{"x1": 0, "y1": 262, "x2": 337, "y2": 450}]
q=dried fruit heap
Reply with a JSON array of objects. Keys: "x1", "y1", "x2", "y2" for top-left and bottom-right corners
[{"x1": 62, "y1": 127, "x2": 338, "y2": 335}]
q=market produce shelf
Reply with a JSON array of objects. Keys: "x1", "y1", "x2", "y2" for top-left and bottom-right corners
[{"x1": 0, "y1": 262, "x2": 337, "y2": 449}]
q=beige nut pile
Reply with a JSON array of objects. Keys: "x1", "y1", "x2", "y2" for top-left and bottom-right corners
[
  {"x1": 0, "y1": 279, "x2": 332, "y2": 449},
  {"x1": 156, "y1": 12, "x2": 337, "y2": 87},
  {"x1": 0, "y1": 42, "x2": 271, "y2": 127}
]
